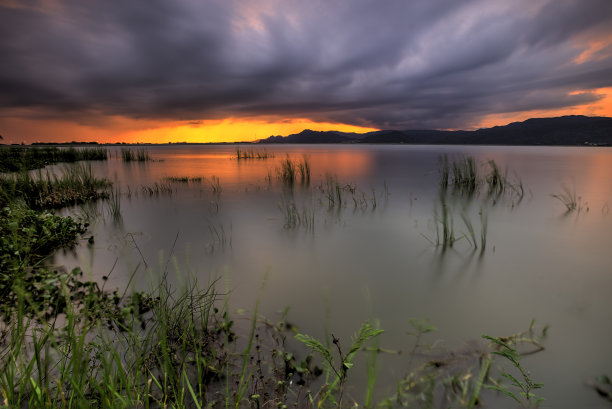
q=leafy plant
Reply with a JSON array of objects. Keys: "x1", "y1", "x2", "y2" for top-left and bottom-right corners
[
  {"x1": 482, "y1": 325, "x2": 546, "y2": 407},
  {"x1": 295, "y1": 322, "x2": 384, "y2": 408}
]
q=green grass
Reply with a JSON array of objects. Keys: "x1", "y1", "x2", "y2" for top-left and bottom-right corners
[
  {"x1": 0, "y1": 150, "x2": 553, "y2": 409},
  {"x1": 0, "y1": 163, "x2": 110, "y2": 209},
  {"x1": 0, "y1": 146, "x2": 107, "y2": 172},
  {"x1": 277, "y1": 155, "x2": 310, "y2": 186},
  {"x1": 438, "y1": 155, "x2": 524, "y2": 204}
]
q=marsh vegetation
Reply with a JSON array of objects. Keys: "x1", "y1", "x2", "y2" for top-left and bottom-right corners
[{"x1": 1, "y1": 144, "x2": 611, "y2": 408}]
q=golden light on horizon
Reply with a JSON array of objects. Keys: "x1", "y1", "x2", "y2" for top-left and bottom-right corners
[
  {"x1": 475, "y1": 87, "x2": 612, "y2": 130},
  {"x1": 0, "y1": 115, "x2": 379, "y2": 145},
  {"x1": 119, "y1": 118, "x2": 379, "y2": 144}
]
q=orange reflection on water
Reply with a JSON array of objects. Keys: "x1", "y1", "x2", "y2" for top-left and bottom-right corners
[
  {"x1": 566, "y1": 150, "x2": 612, "y2": 207},
  {"x1": 135, "y1": 146, "x2": 375, "y2": 188}
]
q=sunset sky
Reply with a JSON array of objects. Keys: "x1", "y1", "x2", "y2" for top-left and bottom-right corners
[{"x1": 1, "y1": 0, "x2": 612, "y2": 144}]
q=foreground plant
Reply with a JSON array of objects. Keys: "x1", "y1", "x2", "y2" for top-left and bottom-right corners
[{"x1": 295, "y1": 322, "x2": 384, "y2": 408}]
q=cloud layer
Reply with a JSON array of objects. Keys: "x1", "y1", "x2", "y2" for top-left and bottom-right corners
[{"x1": 1, "y1": 0, "x2": 611, "y2": 130}]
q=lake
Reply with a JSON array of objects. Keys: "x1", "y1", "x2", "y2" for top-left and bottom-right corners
[{"x1": 54, "y1": 144, "x2": 612, "y2": 408}]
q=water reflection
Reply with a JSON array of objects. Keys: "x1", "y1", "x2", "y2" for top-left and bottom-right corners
[{"x1": 52, "y1": 144, "x2": 612, "y2": 409}]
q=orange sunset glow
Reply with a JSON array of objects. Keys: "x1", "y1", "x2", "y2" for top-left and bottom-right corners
[
  {"x1": 475, "y1": 87, "x2": 612, "y2": 130},
  {"x1": 0, "y1": 1, "x2": 611, "y2": 143}
]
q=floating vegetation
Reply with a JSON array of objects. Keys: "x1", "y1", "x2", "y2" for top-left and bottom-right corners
[
  {"x1": 234, "y1": 147, "x2": 274, "y2": 160},
  {"x1": 0, "y1": 146, "x2": 107, "y2": 172},
  {"x1": 141, "y1": 182, "x2": 173, "y2": 196},
  {"x1": 121, "y1": 147, "x2": 152, "y2": 162}
]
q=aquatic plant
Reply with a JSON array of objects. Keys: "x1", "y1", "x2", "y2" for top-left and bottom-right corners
[
  {"x1": 141, "y1": 182, "x2": 174, "y2": 196},
  {"x1": 295, "y1": 322, "x2": 384, "y2": 408},
  {"x1": 106, "y1": 187, "x2": 122, "y2": 220},
  {"x1": 437, "y1": 155, "x2": 524, "y2": 204},
  {"x1": 121, "y1": 148, "x2": 152, "y2": 162},
  {"x1": 0, "y1": 146, "x2": 107, "y2": 172},
  {"x1": 277, "y1": 155, "x2": 311, "y2": 186},
  {"x1": 0, "y1": 163, "x2": 110, "y2": 209},
  {"x1": 209, "y1": 175, "x2": 222, "y2": 194},
  {"x1": 279, "y1": 198, "x2": 315, "y2": 231},
  {"x1": 206, "y1": 223, "x2": 232, "y2": 252},
  {"x1": 551, "y1": 185, "x2": 581, "y2": 212},
  {"x1": 235, "y1": 147, "x2": 274, "y2": 160},
  {"x1": 165, "y1": 176, "x2": 203, "y2": 183}
]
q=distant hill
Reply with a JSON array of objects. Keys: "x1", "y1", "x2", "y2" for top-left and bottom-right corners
[{"x1": 258, "y1": 116, "x2": 612, "y2": 146}]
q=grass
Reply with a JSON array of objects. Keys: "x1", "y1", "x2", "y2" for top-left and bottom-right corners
[
  {"x1": 234, "y1": 147, "x2": 274, "y2": 160},
  {"x1": 121, "y1": 148, "x2": 152, "y2": 162},
  {"x1": 438, "y1": 155, "x2": 524, "y2": 204},
  {"x1": 106, "y1": 187, "x2": 122, "y2": 220},
  {"x1": 0, "y1": 150, "x2": 556, "y2": 409},
  {"x1": 0, "y1": 163, "x2": 110, "y2": 209},
  {"x1": 279, "y1": 198, "x2": 315, "y2": 232},
  {"x1": 141, "y1": 182, "x2": 174, "y2": 196},
  {"x1": 206, "y1": 223, "x2": 232, "y2": 252},
  {"x1": 277, "y1": 155, "x2": 310, "y2": 186},
  {"x1": 0, "y1": 146, "x2": 107, "y2": 172},
  {"x1": 209, "y1": 176, "x2": 222, "y2": 194},
  {"x1": 551, "y1": 185, "x2": 582, "y2": 212},
  {"x1": 165, "y1": 176, "x2": 203, "y2": 183}
]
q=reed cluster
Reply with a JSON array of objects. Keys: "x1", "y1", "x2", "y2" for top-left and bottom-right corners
[
  {"x1": 235, "y1": 147, "x2": 274, "y2": 160},
  {"x1": 277, "y1": 155, "x2": 310, "y2": 186},
  {"x1": 121, "y1": 148, "x2": 152, "y2": 162},
  {"x1": 0, "y1": 146, "x2": 107, "y2": 172},
  {"x1": 0, "y1": 163, "x2": 110, "y2": 209}
]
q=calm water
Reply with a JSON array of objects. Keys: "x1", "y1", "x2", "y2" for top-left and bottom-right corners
[{"x1": 54, "y1": 144, "x2": 612, "y2": 408}]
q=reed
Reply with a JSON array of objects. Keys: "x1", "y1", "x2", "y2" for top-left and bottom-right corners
[
  {"x1": 209, "y1": 175, "x2": 222, "y2": 194},
  {"x1": 141, "y1": 182, "x2": 174, "y2": 196},
  {"x1": 277, "y1": 155, "x2": 311, "y2": 186},
  {"x1": 121, "y1": 148, "x2": 152, "y2": 162},
  {"x1": 0, "y1": 163, "x2": 110, "y2": 209},
  {"x1": 551, "y1": 185, "x2": 581, "y2": 212},
  {"x1": 0, "y1": 146, "x2": 107, "y2": 172},
  {"x1": 106, "y1": 187, "x2": 122, "y2": 220},
  {"x1": 165, "y1": 176, "x2": 203, "y2": 183},
  {"x1": 235, "y1": 147, "x2": 274, "y2": 160}
]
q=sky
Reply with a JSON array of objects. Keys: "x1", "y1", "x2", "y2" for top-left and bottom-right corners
[{"x1": 1, "y1": 0, "x2": 612, "y2": 144}]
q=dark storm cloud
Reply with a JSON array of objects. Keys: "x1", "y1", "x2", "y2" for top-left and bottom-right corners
[{"x1": 1, "y1": 0, "x2": 611, "y2": 129}]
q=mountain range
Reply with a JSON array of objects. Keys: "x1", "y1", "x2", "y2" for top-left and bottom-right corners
[{"x1": 258, "y1": 115, "x2": 612, "y2": 146}]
